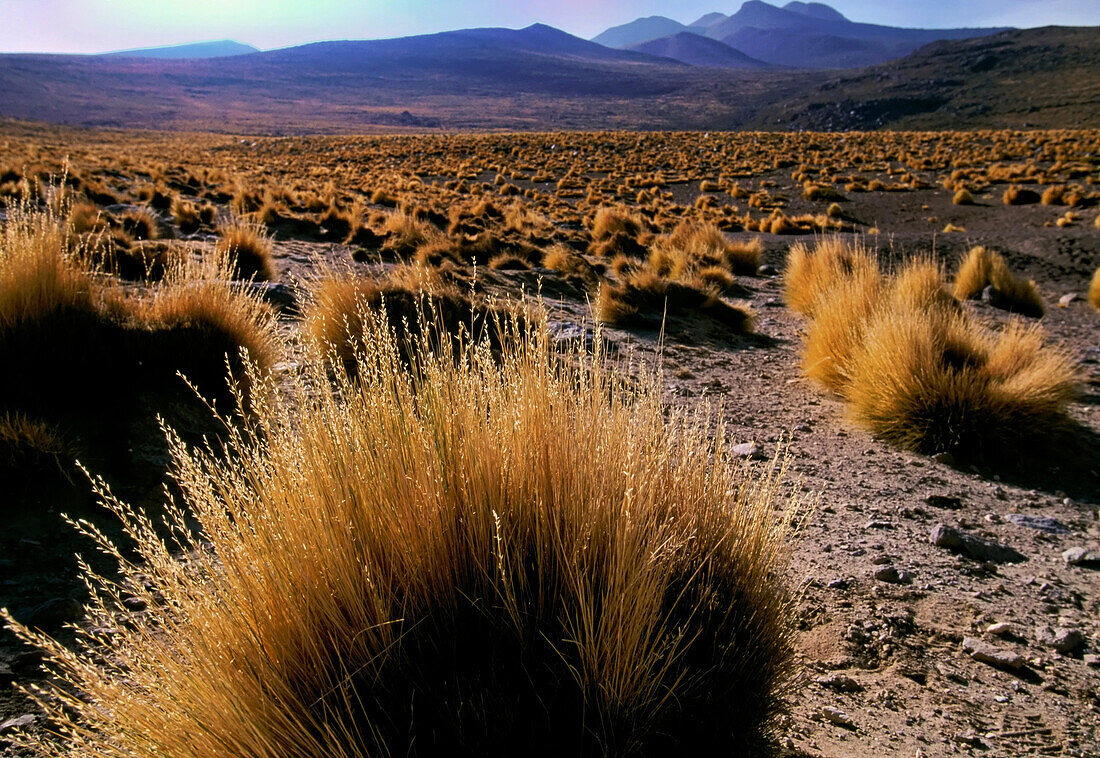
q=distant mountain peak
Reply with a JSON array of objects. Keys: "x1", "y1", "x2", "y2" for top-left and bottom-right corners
[
  {"x1": 784, "y1": 2, "x2": 847, "y2": 22},
  {"x1": 689, "y1": 12, "x2": 729, "y2": 29}
]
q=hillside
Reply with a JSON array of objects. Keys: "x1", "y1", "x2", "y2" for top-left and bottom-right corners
[
  {"x1": 627, "y1": 32, "x2": 772, "y2": 69},
  {"x1": 758, "y1": 26, "x2": 1100, "y2": 130}
]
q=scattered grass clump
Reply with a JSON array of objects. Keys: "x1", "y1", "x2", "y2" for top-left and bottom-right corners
[
  {"x1": 597, "y1": 269, "x2": 753, "y2": 332},
  {"x1": 215, "y1": 217, "x2": 275, "y2": 281},
  {"x1": 587, "y1": 206, "x2": 650, "y2": 258},
  {"x1": 952, "y1": 188, "x2": 975, "y2": 205},
  {"x1": 1003, "y1": 185, "x2": 1041, "y2": 205},
  {"x1": 4, "y1": 309, "x2": 802, "y2": 757},
  {"x1": 1089, "y1": 266, "x2": 1100, "y2": 310},
  {"x1": 952, "y1": 246, "x2": 1044, "y2": 317},
  {"x1": 789, "y1": 237, "x2": 1078, "y2": 460}
]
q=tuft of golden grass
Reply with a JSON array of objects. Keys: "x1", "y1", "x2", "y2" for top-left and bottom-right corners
[
  {"x1": 4, "y1": 311, "x2": 802, "y2": 757},
  {"x1": 1003, "y1": 185, "x2": 1041, "y2": 205},
  {"x1": 783, "y1": 236, "x2": 878, "y2": 316},
  {"x1": 2, "y1": 192, "x2": 279, "y2": 447},
  {"x1": 803, "y1": 184, "x2": 845, "y2": 202},
  {"x1": 1088, "y1": 266, "x2": 1100, "y2": 310},
  {"x1": 215, "y1": 217, "x2": 275, "y2": 281},
  {"x1": 135, "y1": 248, "x2": 280, "y2": 397},
  {"x1": 121, "y1": 208, "x2": 159, "y2": 241},
  {"x1": 790, "y1": 237, "x2": 1078, "y2": 459},
  {"x1": 953, "y1": 246, "x2": 993, "y2": 301},
  {"x1": 801, "y1": 270, "x2": 883, "y2": 392},
  {"x1": 0, "y1": 411, "x2": 75, "y2": 488},
  {"x1": 952, "y1": 188, "x2": 975, "y2": 205},
  {"x1": 302, "y1": 263, "x2": 513, "y2": 373},
  {"x1": 597, "y1": 268, "x2": 754, "y2": 332},
  {"x1": 171, "y1": 196, "x2": 204, "y2": 234},
  {"x1": 845, "y1": 306, "x2": 1077, "y2": 456},
  {"x1": 952, "y1": 247, "x2": 1043, "y2": 317}
]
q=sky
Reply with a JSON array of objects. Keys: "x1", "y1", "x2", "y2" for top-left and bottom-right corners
[{"x1": 2, "y1": 0, "x2": 1098, "y2": 54}]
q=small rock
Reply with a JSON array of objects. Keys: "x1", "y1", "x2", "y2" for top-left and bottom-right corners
[
  {"x1": 731, "y1": 441, "x2": 767, "y2": 461},
  {"x1": 864, "y1": 519, "x2": 893, "y2": 530},
  {"x1": 963, "y1": 637, "x2": 1026, "y2": 670},
  {"x1": 1006, "y1": 514, "x2": 1069, "y2": 534},
  {"x1": 986, "y1": 622, "x2": 1016, "y2": 638},
  {"x1": 248, "y1": 281, "x2": 298, "y2": 312},
  {"x1": 817, "y1": 673, "x2": 863, "y2": 692},
  {"x1": 1083, "y1": 654, "x2": 1100, "y2": 668},
  {"x1": 821, "y1": 706, "x2": 855, "y2": 728},
  {"x1": 1058, "y1": 292, "x2": 1078, "y2": 307},
  {"x1": 794, "y1": 423, "x2": 812, "y2": 433},
  {"x1": 757, "y1": 264, "x2": 777, "y2": 276},
  {"x1": 873, "y1": 566, "x2": 913, "y2": 584},
  {"x1": 827, "y1": 578, "x2": 851, "y2": 590},
  {"x1": 0, "y1": 715, "x2": 36, "y2": 734},
  {"x1": 122, "y1": 596, "x2": 148, "y2": 612},
  {"x1": 953, "y1": 730, "x2": 985, "y2": 748},
  {"x1": 924, "y1": 495, "x2": 962, "y2": 510},
  {"x1": 930, "y1": 523, "x2": 1027, "y2": 564},
  {"x1": 1062, "y1": 547, "x2": 1100, "y2": 567},
  {"x1": 930, "y1": 451, "x2": 956, "y2": 465},
  {"x1": 1037, "y1": 626, "x2": 1085, "y2": 654}
]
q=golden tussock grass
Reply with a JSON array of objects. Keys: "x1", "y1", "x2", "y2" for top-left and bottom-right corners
[
  {"x1": 4, "y1": 313, "x2": 802, "y2": 756},
  {"x1": 121, "y1": 208, "x2": 160, "y2": 241},
  {"x1": 1002, "y1": 185, "x2": 1041, "y2": 205},
  {"x1": 596, "y1": 268, "x2": 754, "y2": 332},
  {"x1": 800, "y1": 268, "x2": 883, "y2": 392},
  {"x1": 541, "y1": 243, "x2": 597, "y2": 284},
  {"x1": 783, "y1": 236, "x2": 878, "y2": 317},
  {"x1": 791, "y1": 237, "x2": 1078, "y2": 459},
  {"x1": 952, "y1": 188, "x2": 975, "y2": 205},
  {"x1": 586, "y1": 206, "x2": 650, "y2": 258},
  {"x1": 952, "y1": 246, "x2": 1044, "y2": 317},
  {"x1": 1, "y1": 194, "x2": 279, "y2": 458},
  {"x1": 658, "y1": 221, "x2": 761, "y2": 276},
  {"x1": 134, "y1": 248, "x2": 281, "y2": 397},
  {"x1": 802, "y1": 184, "x2": 845, "y2": 202},
  {"x1": 845, "y1": 309, "x2": 1077, "y2": 456},
  {"x1": 1089, "y1": 266, "x2": 1100, "y2": 310},
  {"x1": 216, "y1": 217, "x2": 275, "y2": 281},
  {"x1": 302, "y1": 263, "x2": 512, "y2": 373}
]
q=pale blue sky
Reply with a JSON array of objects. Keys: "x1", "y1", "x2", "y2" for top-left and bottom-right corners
[{"x1": 1, "y1": 0, "x2": 1097, "y2": 54}]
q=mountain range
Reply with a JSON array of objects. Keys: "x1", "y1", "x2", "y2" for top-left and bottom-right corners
[
  {"x1": 593, "y1": 1, "x2": 1010, "y2": 69},
  {"x1": 0, "y1": 6, "x2": 1095, "y2": 134}
]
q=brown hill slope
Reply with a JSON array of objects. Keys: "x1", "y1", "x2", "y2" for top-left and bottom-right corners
[{"x1": 754, "y1": 26, "x2": 1100, "y2": 130}]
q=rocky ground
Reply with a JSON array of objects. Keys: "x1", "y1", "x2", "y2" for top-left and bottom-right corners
[{"x1": 2, "y1": 169, "x2": 1099, "y2": 756}]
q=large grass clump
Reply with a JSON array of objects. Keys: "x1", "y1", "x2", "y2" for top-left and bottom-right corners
[
  {"x1": 0, "y1": 193, "x2": 278, "y2": 481},
  {"x1": 1089, "y1": 266, "x2": 1100, "y2": 310},
  {"x1": 785, "y1": 237, "x2": 1078, "y2": 459},
  {"x1": 5, "y1": 307, "x2": 803, "y2": 757}
]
